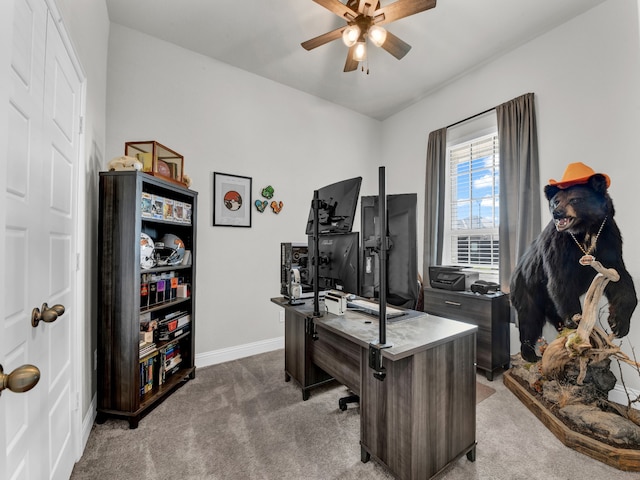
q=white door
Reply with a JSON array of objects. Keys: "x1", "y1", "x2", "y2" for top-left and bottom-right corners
[{"x1": 2, "y1": 0, "x2": 83, "y2": 478}]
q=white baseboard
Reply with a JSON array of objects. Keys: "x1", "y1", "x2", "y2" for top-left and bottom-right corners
[
  {"x1": 609, "y1": 384, "x2": 640, "y2": 410},
  {"x1": 79, "y1": 394, "x2": 97, "y2": 459},
  {"x1": 195, "y1": 336, "x2": 284, "y2": 368}
]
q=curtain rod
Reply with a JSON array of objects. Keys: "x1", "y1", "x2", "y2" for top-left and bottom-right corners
[{"x1": 446, "y1": 105, "x2": 496, "y2": 130}]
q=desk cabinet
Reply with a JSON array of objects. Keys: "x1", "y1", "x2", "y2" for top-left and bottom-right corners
[
  {"x1": 423, "y1": 288, "x2": 510, "y2": 380},
  {"x1": 360, "y1": 332, "x2": 477, "y2": 480}
]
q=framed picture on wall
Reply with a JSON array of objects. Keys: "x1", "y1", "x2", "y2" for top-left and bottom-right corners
[{"x1": 213, "y1": 172, "x2": 252, "y2": 227}]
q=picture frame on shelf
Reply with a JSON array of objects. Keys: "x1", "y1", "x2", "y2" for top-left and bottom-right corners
[{"x1": 213, "y1": 172, "x2": 252, "y2": 227}]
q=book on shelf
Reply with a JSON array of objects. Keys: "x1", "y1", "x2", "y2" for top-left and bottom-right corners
[
  {"x1": 158, "y1": 340, "x2": 182, "y2": 384},
  {"x1": 139, "y1": 341, "x2": 158, "y2": 359},
  {"x1": 141, "y1": 192, "x2": 153, "y2": 218},
  {"x1": 173, "y1": 201, "x2": 184, "y2": 223},
  {"x1": 170, "y1": 277, "x2": 178, "y2": 300},
  {"x1": 139, "y1": 353, "x2": 156, "y2": 395},
  {"x1": 156, "y1": 279, "x2": 166, "y2": 303},
  {"x1": 163, "y1": 198, "x2": 174, "y2": 221},
  {"x1": 183, "y1": 202, "x2": 192, "y2": 224},
  {"x1": 164, "y1": 353, "x2": 182, "y2": 371},
  {"x1": 148, "y1": 282, "x2": 158, "y2": 305},
  {"x1": 152, "y1": 194, "x2": 164, "y2": 220}
]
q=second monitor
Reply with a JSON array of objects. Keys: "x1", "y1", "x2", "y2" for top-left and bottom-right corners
[
  {"x1": 307, "y1": 232, "x2": 359, "y2": 295},
  {"x1": 360, "y1": 193, "x2": 418, "y2": 309}
]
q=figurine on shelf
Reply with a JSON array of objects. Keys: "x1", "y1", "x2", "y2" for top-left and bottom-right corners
[
  {"x1": 108, "y1": 155, "x2": 142, "y2": 171},
  {"x1": 183, "y1": 173, "x2": 192, "y2": 188}
]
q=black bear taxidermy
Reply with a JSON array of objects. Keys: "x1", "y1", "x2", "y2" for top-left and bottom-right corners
[{"x1": 510, "y1": 162, "x2": 637, "y2": 362}]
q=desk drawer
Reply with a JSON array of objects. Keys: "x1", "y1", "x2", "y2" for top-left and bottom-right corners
[{"x1": 423, "y1": 289, "x2": 492, "y2": 328}]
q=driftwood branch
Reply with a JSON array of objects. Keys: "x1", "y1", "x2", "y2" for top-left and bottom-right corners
[{"x1": 540, "y1": 261, "x2": 630, "y2": 381}]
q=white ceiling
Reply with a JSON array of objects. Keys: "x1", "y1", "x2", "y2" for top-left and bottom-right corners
[{"x1": 105, "y1": 0, "x2": 605, "y2": 120}]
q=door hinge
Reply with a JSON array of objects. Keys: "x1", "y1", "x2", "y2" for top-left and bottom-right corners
[
  {"x1": 76, "y1": 253, "x2": 80, "y2": 271},
  {"x1": 79, "y1": 116, "x2": 84, "y2": 134}
]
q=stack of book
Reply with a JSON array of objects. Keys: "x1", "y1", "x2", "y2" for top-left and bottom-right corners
[
  {"x1": 139, "y1": 340, "x2": 157, "y2": 359},
  {"x1": 139, "y1": 352, "x2": 157, "y2": 395},
  {"x1": 157, "y1": 311, "x2": 191, "y2": 342},
  {"x1": 159, "y1": 341, "x2": 182, "y2": 385}
]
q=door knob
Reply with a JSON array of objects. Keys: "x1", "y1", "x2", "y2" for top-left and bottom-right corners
[
  {"x1": 31, "y1": 303, "x2": 65, "y2": 327},
  {"x1": 0, "y1": 364, "x2": 40, "y2": 396}
]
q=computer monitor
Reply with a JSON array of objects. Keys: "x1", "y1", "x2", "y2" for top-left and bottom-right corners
[
  {"x1": 360, "y1": 193, "x2": 418, "y2": 309},
  {"x1": 305, "y1": 177, "x2": 362, "y2": 235},
  {"x1": 307, "y1": 232, "x2": 359, "y2": 294}
]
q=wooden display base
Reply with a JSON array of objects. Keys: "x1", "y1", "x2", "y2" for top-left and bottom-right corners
[{"x1": 504, "y1": 369, "x2": 640, "y2": 472}]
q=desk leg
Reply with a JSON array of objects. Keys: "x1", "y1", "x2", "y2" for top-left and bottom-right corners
[
  {"x1": 466, "y1": 444, "x2": 477, "y2": 462},
  {"x1": 361, "y1": 446, "x2": 370, "y2": 463}
]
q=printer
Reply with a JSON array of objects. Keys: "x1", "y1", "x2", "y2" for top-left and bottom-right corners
[{"x1": 428, "y1": 266, "x2": 479, "y2": 291}]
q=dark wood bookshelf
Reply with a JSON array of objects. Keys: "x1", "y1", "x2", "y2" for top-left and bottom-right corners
[{"x1": 97, "y1": 171, "x2": 198, "y2": 428}]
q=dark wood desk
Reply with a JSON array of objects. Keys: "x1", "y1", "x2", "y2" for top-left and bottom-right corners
[{"x1": 272, "y1": 297, "x2": 478, "y2": 480}]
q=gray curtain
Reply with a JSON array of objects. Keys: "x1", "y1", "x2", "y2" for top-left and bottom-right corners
[
  {"x1": 497, "y1": 92, "x2": 541, "y2": 294},
  {"x1": 422, "y1": 127, "x2": 447, "y2": 284}
]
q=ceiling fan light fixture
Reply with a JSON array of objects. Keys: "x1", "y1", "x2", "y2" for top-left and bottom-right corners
[
  {"x1": 353, "y1": 41, "x2": 367, "y2": 62},
  {"x1": 342, "y1": 25, "x2": 361, "y2": 47},
  {"x1": 368, "y1": 25, "x2": 387, "y2": 47}
]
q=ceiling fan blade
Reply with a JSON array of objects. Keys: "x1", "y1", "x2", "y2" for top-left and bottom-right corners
[
  {"x1": 301, "y1": 26, "x2": 345, "y2": 51},
  {"x1": 313, "y1": 0, "x2": 359, "y2": 22},
  {"x1": 380, "y1": 30, "x2": 411, "y2": 59},
  {"x1": 344, "y1": 46, "x2": 359, "y2": 72},
  {"x1": 374, "y1": 0, "x2": 436, "y2": 25}
]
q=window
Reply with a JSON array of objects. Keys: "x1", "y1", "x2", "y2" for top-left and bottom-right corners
[{"x1": 443, "y1": 126, "x2": 500, "y2": 274}]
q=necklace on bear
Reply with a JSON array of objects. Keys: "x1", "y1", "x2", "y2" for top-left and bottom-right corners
[{"x1": 569, "y1": 216, "x2": 607, "y2": 266}]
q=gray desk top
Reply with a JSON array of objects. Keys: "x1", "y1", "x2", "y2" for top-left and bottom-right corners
[{"x1": 271, "y1": 297, "x2": 477, "y2": 361}]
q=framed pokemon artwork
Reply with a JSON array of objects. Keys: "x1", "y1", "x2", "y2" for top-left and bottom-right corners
[{"x1": 213, "y1": 172, "x2": 252, "y2": 227}]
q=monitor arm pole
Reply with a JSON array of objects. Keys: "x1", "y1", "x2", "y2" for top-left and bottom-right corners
[
  {"x1": 369, "y1": 166, "x2": 392, "y2": 381},
  {"x1": 312, "y1": 190, "x2": 321, "y2": 318},
  {"x1": 378, "y1": 167, "x2": 388, "y2": 344}
]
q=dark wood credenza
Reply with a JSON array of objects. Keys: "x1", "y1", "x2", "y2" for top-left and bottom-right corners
[
  {"x1": 273, "y1": 297, "x2": 478, "y2": 480},
  {"x1": 422, "y1": 288, "x2": 510, "y2": 380}
]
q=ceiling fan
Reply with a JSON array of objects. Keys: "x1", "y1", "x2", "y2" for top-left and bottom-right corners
[{"x1": 301, "y1": 0, "x2": 437, "y2": 72}]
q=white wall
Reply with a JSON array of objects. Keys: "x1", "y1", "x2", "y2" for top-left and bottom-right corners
[
  {"x1": 381, "y1": 0, "x2": 640, "y2": 392},
  {"x1": 106, "y1": 24, "x2": 382, "y2": 359}
]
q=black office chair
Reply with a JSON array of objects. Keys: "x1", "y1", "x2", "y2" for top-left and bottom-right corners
[{"x1": 338, "y1": 393, "x2": 359, "y2": 411}]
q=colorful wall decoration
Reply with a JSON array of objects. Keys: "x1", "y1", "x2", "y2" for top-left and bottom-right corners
[{"x1": 255, "y1": 185, "x2": 284, "y2": 214}]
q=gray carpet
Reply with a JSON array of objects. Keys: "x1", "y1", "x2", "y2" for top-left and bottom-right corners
[{"x1": 71, "y1": 350, "x2": 640, "y2": 479}]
